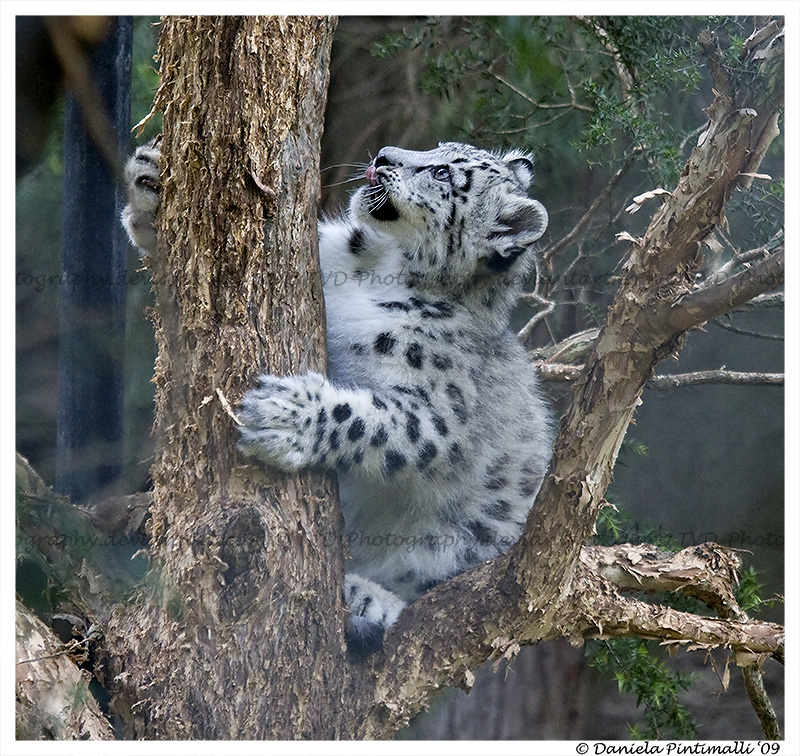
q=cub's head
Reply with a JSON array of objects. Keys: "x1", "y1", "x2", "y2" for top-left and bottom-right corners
[{"x1": 350, "y1": 142, "x2": 548, "y2": 302}]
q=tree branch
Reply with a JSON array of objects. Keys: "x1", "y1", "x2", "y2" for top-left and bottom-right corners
[
  {"x1": 665, "y1": 247, "x2": 784, "y2": 333},
  {"x1": 536, "y1": 363, "x2": 783, "y2": 389},
  {"x1": 741, "y1": 663, "x2": 781, "y2": 739},
  {"x1": 648, "y1": 369, "x2": 783, "y2": 389},
  {"x1": 577, "y1": 571, "x2": 783, "y2": 661},
  {"x1": 711, "y1": 319, "x2": 784, "y2": 342},
  {"x1": 370, "y1": 536, "x2": 784, "y2": 735}
]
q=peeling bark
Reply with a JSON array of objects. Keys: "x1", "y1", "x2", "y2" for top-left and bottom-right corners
[{"x1": 16, "y1": 601, "x2": 114, "y2": 741}]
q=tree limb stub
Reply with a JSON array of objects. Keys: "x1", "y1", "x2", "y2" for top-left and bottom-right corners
[
  {"x1": 580, "y1": 542, "x2": 743, "y2": 616},
  {"x1": 665, "y1": 247, "x2": 784, "y2": 333}
]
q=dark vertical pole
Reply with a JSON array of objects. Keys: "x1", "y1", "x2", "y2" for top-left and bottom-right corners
[{"x1": 56, "y1": 17, "x2": 133, "y2": 501}]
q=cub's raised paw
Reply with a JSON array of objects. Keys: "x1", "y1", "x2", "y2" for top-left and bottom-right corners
[
  {"x1": 237, "y1": 372, "x2": 327, "y2": 471},
  {"x1": 121, "y1": 139, "x2": 161, "y2": 256}
]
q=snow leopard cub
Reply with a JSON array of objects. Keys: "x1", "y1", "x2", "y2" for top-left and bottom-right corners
[{"x1": 122, "y1": 140, "x2": 553, "y2": 650}]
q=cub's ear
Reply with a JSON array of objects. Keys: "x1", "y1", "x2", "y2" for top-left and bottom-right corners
[
  {"x1": 482, "y1": 197, "x2": 548, "y2": 273},
  {"x1": 504, "y1": 152, "x2": 535, "y2": 190}
]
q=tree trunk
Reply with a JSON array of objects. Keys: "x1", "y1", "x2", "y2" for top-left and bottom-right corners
[{"x1": 104, "y1": 16, "x2": 360, "y2": 739}]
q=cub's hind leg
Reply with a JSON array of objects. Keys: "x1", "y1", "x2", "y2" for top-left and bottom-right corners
[{"x1": 345, "y1": 573, "x2": 406, "y2": 653}]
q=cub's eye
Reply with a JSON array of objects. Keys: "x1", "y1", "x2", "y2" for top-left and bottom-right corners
[{"x1": 431, "y1": 166, "x2": 451, "y2": 182}]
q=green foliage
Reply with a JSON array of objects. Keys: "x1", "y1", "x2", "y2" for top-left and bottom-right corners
[
  {"x1": 373, "y1": 16, "x2": 731, "y2": 183},
  {"x1": 586, "y1": 638, "x2": 697, "y2": 739},
  {"x1": 736, "y1": 566, "x2": 764, "y2": 616},
  {"x1": 736, "y1": 566, "x2": 783, "y2": 617},
  {"x1": 594, "y1": 501, "x2": 678, "y2": 552}
]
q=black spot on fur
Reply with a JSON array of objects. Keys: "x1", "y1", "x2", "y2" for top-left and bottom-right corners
[
  {"x1": 446, "y1": 383, "x2": 468, "y2": 424},
  {"x1": 405, "y1": 412, "x2": 421, "y2": 443},
  {"x1": 372, "y1": 394, "x2": 388, "y2": 410},
  {"x1": 448, "y1": 442, "x2": 466, "y2": 466},
  {"x1": 394, "y1": 384, "x2": 430, "y2": 405},
  {"x1": 420, "y1": 299, "x2": 455, "y2": 319},
  {"x1": 467, "y1": 519, "x2": 496, "y2": 546},
  {"x1": 332, "y1": 403, "x2": 353, "y2": 423},
  {"x1": 485, "y1": 455, "x2": 510, "y2": 491},
  {"x1": 417, "y1": 441, "x2": 438, "y2": 470},
  {"x1": 348, "y1": 417, "x2": 366, "y2": 442},
  {"x1": 406, "y1": 342, "x2": 424, "y2": 369},
  {"x1": 459, "y1": 548, "x2": 478, "y2": 568},
  {"x1": 432, "y1": 353, "x2": 453, "y2": 370},
  {"x1": 385, "y1": 450, "x2": 407, "y2": 475},
  {"x1": 348, "y1": 228, "x2": 366, "y2": 255},
  {"x1": 374, "y1": 332, "x2": 396, "y2": 355},
  {"x1": 485, "y1": 475, "x2": 507, "y2": 491},
  {"x1": 482, "y1": 499, "x2": 513, "y2": 522},
  {"x1": 312, "y1": 408, "x2": 327, "y2": 453},
  {"x1": 378, "y1": 300, "x2": 412, "y2": 312},
  {"x1": 370, "y1": 426, "x2": 389, "y2": 447},
  {"x1": 329, "y1": 428, "x2": 341, "y2": 450}
]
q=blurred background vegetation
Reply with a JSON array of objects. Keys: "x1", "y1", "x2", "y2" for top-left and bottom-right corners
[{"x1": 15, "y1": 15, "x2": 783, "y2": 739}]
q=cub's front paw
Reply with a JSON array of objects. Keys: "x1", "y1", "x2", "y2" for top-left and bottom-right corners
[{"x1": 237, "y1": 372, "x2": 326, "y2": 471}]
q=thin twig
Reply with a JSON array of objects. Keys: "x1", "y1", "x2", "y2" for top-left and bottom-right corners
[
  {"x1": 541, "y1": 152, "x2": 637, "y2": 265},
  {"x1": 536, "y1": 363, "x2": 784, "y2": 389},
  {"x1": 711, "y1": 319, "x2": 784, "y2": 342},
  {"x1": 489, "y1": 69, "x2": 593, "y2": 112},
  {"x1": 649, "y1": 369, "x2": 783, "y2": 388}
]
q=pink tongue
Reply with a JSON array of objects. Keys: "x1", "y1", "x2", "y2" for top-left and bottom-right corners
[{"x1": 365, "y1": 165, "x2": 377, "y2": 185}]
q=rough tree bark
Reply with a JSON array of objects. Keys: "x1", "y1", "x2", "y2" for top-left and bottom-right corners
[
  {"x1": 16, "y1": 17, "x2": 784, "y2": 741},
  {"x1": 102, "y1": 16, "x2": 363, "y2": 738}
]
